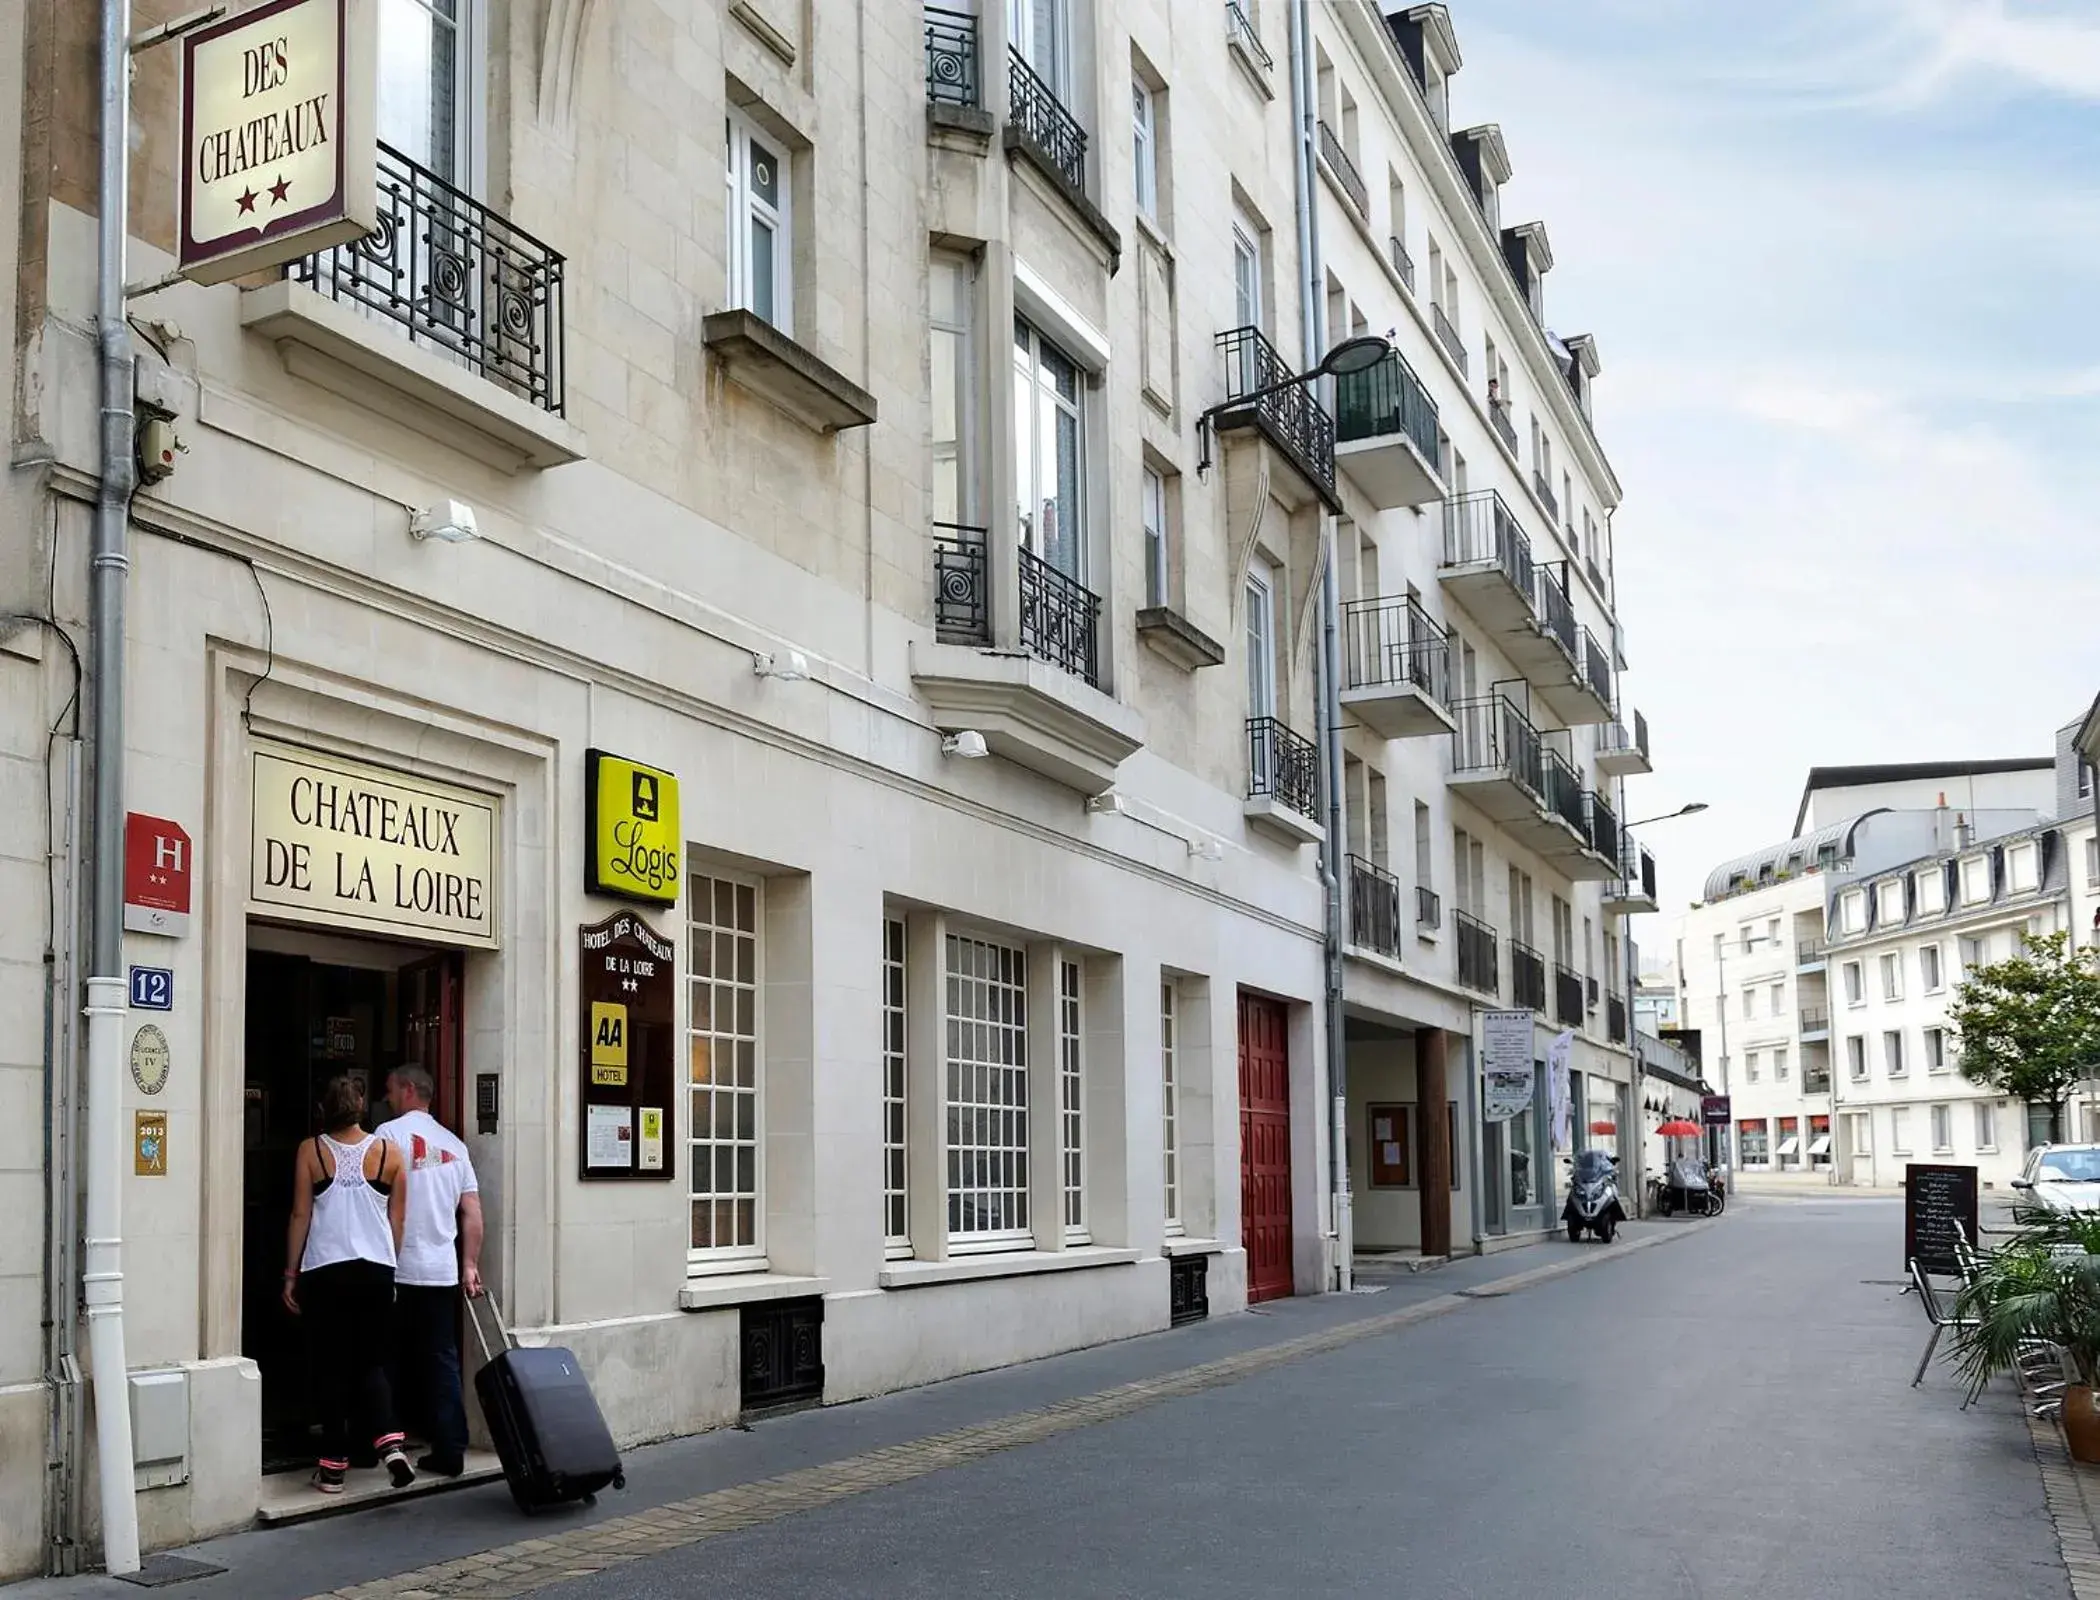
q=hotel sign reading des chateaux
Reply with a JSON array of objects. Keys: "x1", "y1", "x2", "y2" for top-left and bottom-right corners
[
  {"x1": 249, "y1": 746, "x2": 499, "y2": 949},
  {"x1": 179, "y1": 0, "x2": 377, "y2": 284}
]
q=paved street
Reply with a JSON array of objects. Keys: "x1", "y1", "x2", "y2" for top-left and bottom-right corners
[{"x1": 13, "y1": 1199, "x2": 2075, "y2": 1600}]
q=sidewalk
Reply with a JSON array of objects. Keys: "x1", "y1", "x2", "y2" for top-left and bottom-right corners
[{"x1": 8, "y1": 1218, "x2": 1707, "y2": 1599}]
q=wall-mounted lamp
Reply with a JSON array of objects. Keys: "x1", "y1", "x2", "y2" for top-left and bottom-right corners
[
  {"x1": 941, "y1": 731, "x2": 989, "y2": 759},
  {"x1": 753, "y1": 649, "x2": 810, "y2": 682},
  {"x1": 409, "y1": 499, "x2": 480, "y2": 544},
  {"x1": 1085, "y1": 791, "x2": 1125, "y2": 817},
  {"x1": 1187, "y1": 835, "x2": 1224, "y2": 863}
]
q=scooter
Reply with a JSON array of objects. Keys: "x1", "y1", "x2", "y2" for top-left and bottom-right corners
[{"x1": 1562, "y1": 1149, "x2": 1626, "y2": 1242}]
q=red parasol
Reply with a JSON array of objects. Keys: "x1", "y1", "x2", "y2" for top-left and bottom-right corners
[
  {"x1": 1588, "y1": 1120, "x2": 1617, "y2": 1135},
  {"x1": 1656, "y1": 1118, "x2": 1701, "y2": 1137}
]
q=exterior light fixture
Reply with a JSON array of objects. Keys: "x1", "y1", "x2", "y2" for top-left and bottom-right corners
[
  {"x1": 408, "y1": 499, "x2": 480, "y2": 544},
  {"x1": 941, "y1": 731, "x2": 989, "y2": 759},
  {"x1": 1085, "y1": 791, "x2": 1125, "y2": 816},
  {"x1": 1625, "y1": 802, "x2": 1708, "y2": 828},
  {"x1": 1187, "y1": 835, "x2": 1224, "y2": 863},
  {"x1": 1195, "y1": 334, "x2": 1396, "y2": 477},
  {"x1": 753, "y1": 649, "x2": 811, "y2": 682}
]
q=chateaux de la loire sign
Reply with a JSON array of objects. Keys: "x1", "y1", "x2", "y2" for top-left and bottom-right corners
[
  {"x1": 249, "y1": 745, "x2": 498, "y2": 948},
  {"x1": 180, "y1": 0, "x2": 377, "y2": 284}
]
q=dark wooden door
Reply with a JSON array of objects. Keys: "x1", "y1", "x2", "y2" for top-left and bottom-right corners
[
  {"x1": 402, "y1": 952, "x2": 466, "y2": 1134},
  {"x1": 1238, "y1": 993, "x2": 1294, "y2": 1303}
]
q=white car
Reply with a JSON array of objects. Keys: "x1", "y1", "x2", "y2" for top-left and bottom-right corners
[{"x1": 2012, "y1": 1143, "x2": 2100, "y2": 1212}]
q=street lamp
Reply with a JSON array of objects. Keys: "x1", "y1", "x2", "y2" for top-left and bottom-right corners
[
  {"x1": 1625, "y1": 802, "x2": 1708, "y2": 829},
  {"x1": 1194, "y1": 333, "x2": 1395, "y2": 477}
]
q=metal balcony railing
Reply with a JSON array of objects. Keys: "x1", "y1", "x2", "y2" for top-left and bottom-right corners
[
  {"x1": 1600, "y1": 712, "x2": 1650, "y2": 764},
  {"x1": 1348, "y1": 856, "x2": 1403, "y2": 959},
  {"x1": 1580, "y1": 628, "x2": 1613, "y2": 705},
  {"x1": 1555, "y1": 964, "x2": 1584, "y2": 1027},
  {"x1": 1388, "y1": 235, "x2": 1415, "y2": 292},
  {"x1": 1586, "y1": 789, "x2": 1620, "y2": 865},
  {"x1": 1584, "y1": 553, "x2": 1606, "y2": 595},
  {"x1": 1800, "y1": 1006, "x2": 1831, "y2": 1032},
  {"x1": 1511, "y1": 938, "x2": 1547, "y2": 1012},
  {"x1": 1442, "y1": 490, "x2": 1534, "y2": 597},
  {"x1": 1431, "y1": 302, "x2": 1468, "y2": 373},
  {"x1": 1533, "y1": 562, "x2": 1577, "y2": 661},
  {"x1": 293, "y1": 140, "x2": 566, "y2": 416},
  {"x1": 1008, "y1": 49, "x2": 1086, "y2": 193},
  {"x1": 1225, "y1": 0, "x2": 1274, "y2": 71},
  {"x1": 1340, "y1": 594, "x2": 1451, "y2": 706},
  {"x1": 924, "y1": 6, "x2": 980, "y2": 106},
  {"x1": 1533, "y1": 469, "x2": 1559, "y2": 521},
  {"x1": 1803, "y1": 1068, "x2": 1831, "y2": 1094},
  {"x1": 1613, "y1": 840, "x2": 1657, "y2": 904},
  {"x1": 1018, "y1": 546, "x2": 1101, "y2": 686},
  {"x1": 1455, "y1": 910, "x2": 1499, "y2": 994},
  {"x1": 1607, "y1": 994, "x2": 1628, "y2": 1044},
  {"x1": 1451, "y1": 693, "x2": 1544, "y2": 797},
  {"x1": 1248, "y1": 716, "x2": 1320, "y2": 817},
  {"x1": 1317, "y1": 120, "x2": 1369, "y2": 217},
  {"x1": 1216, "y1": 324, "x2": 1337, "y2": 496},
  {"x1": 932, "y1": 522, "x2": 989, "y2": 644},
  {"x1": 1334, "y1": 350, "x2": 1440, "y2": 466},
  {"x1": 1417, "y1": 885, "x2": 1442, "y2": 931},
  {"x1": 1796, "y1": 937, "x2": 1826, "y2": 965},
  {"x1": 1542, "y1": 746, "x2": 1587, "y2": 836},
  {"x1": 1488, "y1": 397, "x2": 1518, "y2": 455}
]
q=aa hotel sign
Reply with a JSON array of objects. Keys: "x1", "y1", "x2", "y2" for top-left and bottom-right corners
[
  {"x1": 180, "y1": 0, "x2": 378, "y2": 285},
  {"x1": 249, "y1": 745, "x2": 499, "y2": 949}
]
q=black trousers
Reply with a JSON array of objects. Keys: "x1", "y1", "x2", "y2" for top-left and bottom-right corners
[
  {"x1": 393, "y1": 1284, "x2": 469, "y2": 1465},
  {"x1": 302, "y1": 1258, "x2": 402, "y2": 1466}
]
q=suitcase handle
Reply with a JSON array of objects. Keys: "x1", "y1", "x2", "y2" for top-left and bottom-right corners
[{"x1": 465, "y1": 1289, "x2": 518, "y2": 1365}]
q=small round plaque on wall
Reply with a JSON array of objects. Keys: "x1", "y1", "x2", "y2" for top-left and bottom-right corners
[{"x1": 130, "y1": 1024, "x2": 171, "y2": 1096}]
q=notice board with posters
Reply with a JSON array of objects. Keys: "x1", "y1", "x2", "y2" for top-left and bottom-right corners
[
  {"x1": 1905, "y1": 1162, "x2": 1978, "y2": 1275},
  {"x1": 578, "y1": 912, "x2": 675, "y2": 1181}
]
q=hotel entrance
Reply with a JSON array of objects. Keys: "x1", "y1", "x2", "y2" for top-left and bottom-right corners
[{"x1": 241, "y1": 927, "x2": 464, "y2": 1474}]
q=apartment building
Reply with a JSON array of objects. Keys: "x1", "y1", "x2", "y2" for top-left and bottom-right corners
[
  {"x1": 1302, "y1": 4, "x2": 1651, "y2": 1259},
  {"x1": 0, "y1": 0, "x2": 1649, "y2": 1570}
]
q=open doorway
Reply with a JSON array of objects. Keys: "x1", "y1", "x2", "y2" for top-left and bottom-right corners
[{"x1": 242, "y1": 927, "x2": 464, "y2": 1475}]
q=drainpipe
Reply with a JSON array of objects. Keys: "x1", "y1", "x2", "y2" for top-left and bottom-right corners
[
  {"x1": 1287, "y1": 0, "x2": 1349, "y2": 1292},
  {"x1": 86, "y1": 0, "x2": 141, "y2": 1575}
]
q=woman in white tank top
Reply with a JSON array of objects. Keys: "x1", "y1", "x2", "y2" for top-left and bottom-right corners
[{"x1": 282, "y1": 1076, "x2": 415, "y2": 1494}]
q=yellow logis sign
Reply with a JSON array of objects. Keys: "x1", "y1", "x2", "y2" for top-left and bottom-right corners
[
  {"x1": 586, "y1": 750, "x2": 680, "y2": 907},
  {"x1": 180, "y1": 0, "x2": 377, "y2": 284},
  {"x1": 589, "y1": 1002, "x2": 630, "y2": 1086}
]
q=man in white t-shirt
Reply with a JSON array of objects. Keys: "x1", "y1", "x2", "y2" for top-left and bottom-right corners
[{"x1": 378, "y1": 1064, "x2": 483, "y2": 1478}]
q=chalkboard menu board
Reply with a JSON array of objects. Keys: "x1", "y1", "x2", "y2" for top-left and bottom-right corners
[
  {"x1": 578, "y1": 911, "x2": 676, "y2": 1182},
  {"x1": 1905, "y1": 1162, "x2": 1978, "y2": 1275}
]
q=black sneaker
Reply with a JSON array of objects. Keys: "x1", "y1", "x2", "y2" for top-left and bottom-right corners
[
  {"x1": 383, "y1": 1448, "x2": 417, "y2": 1489},
  {"x1": 313, "y1": 1463, "x2": 347, "y2": 1495},
  {"x1": 417, "y1": 1453, "x2": 465, "y2": 1478}
]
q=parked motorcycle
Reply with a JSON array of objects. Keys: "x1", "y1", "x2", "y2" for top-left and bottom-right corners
[
  {"x1": 1562, "y1": 1149, "x2": 1626, "y2": 1242},
  {"x1": 1651, "y1": 1154, "x2": 1726, "y2": 1217}
]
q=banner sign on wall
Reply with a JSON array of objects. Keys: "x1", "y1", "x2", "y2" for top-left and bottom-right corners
[
  {"x1": 180, "y1": 0, "x2": 378, "y2": 284},
  {"x1": 585, "y1": 749, "x2": 682, "y2": 907},
  {"x1": 1482, "y1": 1009, "x2": 1536, "y2": 1124},
  {"x1": 1547, "y1": 1030, "x2": 1574, "y2": 1151}
]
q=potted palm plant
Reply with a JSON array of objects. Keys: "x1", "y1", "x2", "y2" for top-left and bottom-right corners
[{"x1": 1952, "y1": 1208, "x2": 2100, "y2": 1462}]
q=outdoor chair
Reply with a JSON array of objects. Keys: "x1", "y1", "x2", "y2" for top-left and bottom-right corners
[{"x1": 1910, "y1": 1257, "x2": 1979, "y2": 1394}]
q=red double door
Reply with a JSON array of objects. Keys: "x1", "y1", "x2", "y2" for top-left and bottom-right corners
[{"x1": 1238, "y1": 993, "x2": 1294, "y2": 1303}]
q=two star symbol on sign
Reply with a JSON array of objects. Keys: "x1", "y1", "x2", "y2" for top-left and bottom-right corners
[{"x1": 235, "y1": 173, "x2": 293, "y2": 215}]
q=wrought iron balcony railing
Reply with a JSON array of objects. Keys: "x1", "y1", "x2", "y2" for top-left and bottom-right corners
[
  {"x1": 1555, "y1": 964, "x2": 1585, "y2": 1027},
  {"x1": 1008, "y1": 49, "x2": 1086, "y2": 193},
  {"x1": 1542, "y1": 747, "x2": 1587, "y2": 837},
  {"x1": 1586, "y1": 789, "x2": 1621, "y2": 865},
  {"x1": 1533, "y1": 469, "x2": 1559, "y2": 521},
  {"x1": 1225, "y1": 0, "x2": 1274, "y2": 72},
  {"x1": 924, "y1": 6, "x2": 980, "y2": 107},
  {"x1": 1019, "y1": 546, "x2": 1101, "y2": 686},
  {"x1": 1442, "y1": 490, "x2": 1534, "y2": 597},
  {"x1": 1340, "y1": 593, "x2": 1450, "y2": 706},
  {"x1": 1580, "y1": 628, "x2": 1614, "y2": 705},
  {"x1": 1216, "y1": 324, "x2": 1337, "y2": 496},
  {"x1": 1511, "y1": 938, "x2": 1547, "y2": 1012},
  {"x1": 933, "y1": 522, "x2": 990, "y2": 644},
  {"x1": 1417, "y1": 885, "x2": 1442, "y2": 931},
  {"x1": 1248, "y1": 716, "x2": 1320, "y2": 818},
  {"x1": 1455, "y1": 910, "x2": 1499, "y2": 995},
  {"x1": 1431, "y1": 301, "x2": 1468, "y2": 374},
  {"x1": 292, "y1": 140, "x2": 565, "y2": 416},
  {"x1": 1488, "y1": 397, "x2": 1518, "y2": 455},
  {"x1": 1348, "y1": 855, "x2": 1404, "y2": 959},
  {"x1": 1451, "y1": 692, "x2": 1544, "y2": 797},
  {"x1": 1607, "y1": 994, "x2": 1628, "y2": 1045},
  {"x1": 1388, "y1": 235, "x2": 1415, "y2": 292},
  {"x1": 1334, "y1": 349, "x2": 1440, "y2": 466},
  {"x1": 1317, "y1": 120, "x2": 1369, "y2": 217},
  {"x1": 1533, "y1": 562, "x2": 1577, "y2": 661}
]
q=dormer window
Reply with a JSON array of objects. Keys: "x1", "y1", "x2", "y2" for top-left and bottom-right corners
[
  {"x1": 1448, "y1": 125, "x2": 1510, "y2": 230},
  {"x1": 1387, "y1": 5, "x2": 1460, "y2": 129},
  {"x1": 1500, "y1": 221, "x2": 1552, "y2": 324}
]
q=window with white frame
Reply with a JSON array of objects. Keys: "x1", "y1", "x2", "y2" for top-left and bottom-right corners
[
  {"x1": 2009, "y1": 841, "x2": 2039, "y2": 893},
  {"x1": 1891, "y1": 1106, "x2": 1911, "y2": 1155},
  {"x1": 1847, "y1": 1035, "x2": 1867, "y2": 1079},
  {"x1": 1132, "y1": 78, "x2": 1158, "y2": 218},
  {"x1": 945, "y1": 934, "x2": 1031, "y2": 1249},
  {"x1": 1769, "y1": 981, "x2": 1785, "y2": 1016},
  {"x1": 1741, "y1": 988, "x2": 1756, "y2": 1020},
  {"x1": 1142, "y1": 465, "x2": 1170, "y2": 608},
  {"x1": 378, "y1": 0, "x2": 476, "y2": 188},
  {"x1": 725, "y1": 109, "x2": 790, "y2": 332},
  {"x1": 1059, "y1": 959, "x2": 1087, "y2": 1241},
  {"x1": 1920, "y1": 943, "x2": 1943, "y2": 993},
  {"x1": 1774, "y1": 1047, "x2": 1790, "y2": 1081},
  {"x1": 1876, "y1": 880, "x2": 1904, "y2": 925},
  {"x1": 2086, "y1": 836, "x2": 2100, "y2": 887},
  {"x1": 1846, "y1": 1109, "x2": 1872, "y2": 1154},
  {"x1": 689, "y1": 872, "x2": 762, "y2": 1265},
  {"x1": 1843, "y1": 961, "x2": 1864, "y2": 1007},
  {"x1": 1840, "y1": 889, "x2": 1866, "y2": 932},
  {"x1": 1975, "y1": 1101, "x2": 1997, "y2": 1152},
  {"x1": 929, "y1": 252, "x2": 978, "y2": 528},
  {"x1": 1011, "y1": 0, "x2": 1072, "y2": 99},
  {"x1": 1880, "y1": 953, "x2": 1901, "y2": 1001},
  {"x1": 1245, "y1": 562, "x2": 1278, "y2": 720},
  {"x1": 1014, "y1": 318, "x2": 1086, "y2": 581},
  {"x1": 1744, "y1": 1051, "x2": 1760, "y2": 1083},
  {"x1": 1959, "y1": 934, "x2": 1986, "y2": 970},
  {"x1": 1915, "y1": 869, "x2": 1946, "y2": 915},
  {"x1": 1924, "y1": 1025, "x2": 1948, "y2": 1073},
  {"x1": 1930, "y1": 1103, "x2": 1953, "y2": 1154},
  {"x1": 1161, "y1": 980, "x2": 1181, "y2": 1235},
  {"x1": 1960, "y1": 856, "x2": 1990, "y2": 904},
  {"x1": 882, "y1": 917, "x2": 909, "y2": 1256},
  {"x1": 1884, "y1": 1028, "x2": 1906, "y2": 1077}
]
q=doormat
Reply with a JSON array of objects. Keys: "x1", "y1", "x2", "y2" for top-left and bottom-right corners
[{"x1": 116, "y1": 1554, "x2": 228, "y2": 1587}]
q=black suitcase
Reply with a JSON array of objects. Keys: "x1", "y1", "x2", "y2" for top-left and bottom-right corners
[{"x1": 468, "y1": 1295, "x2": 625, "y2": 1515}]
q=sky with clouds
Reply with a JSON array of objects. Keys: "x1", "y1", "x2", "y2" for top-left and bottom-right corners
[{"x1": 1447, "y1": 0, "x2": 2100, "y2": 962}]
